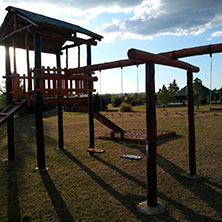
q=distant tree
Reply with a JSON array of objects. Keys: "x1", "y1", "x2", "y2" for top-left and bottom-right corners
[
  {"x1": 111, "y1": 94, "x2": 122, "y2": 107},
  {"x1": 168, "y1": 79, "x2": 179, "y2": 96},
  {"x1": 93, "y1": 93, "x2": 108, "y2": 111},
  {"x1": 139, "y1": 93, "x2": 146, "y2": 105},
  {"x1": 103, "y1": 94, "x2": 111, "y2": 104},
  {"x1": 168, "y1": 79, "x2": 179, "y2": 103},
  {"x1": 218, "y1": 87, "x2": 222, "y2": 102},
  {"x1": 157, "y1": 85, "x2": 172, "y2": 110},
  {"x1": 193, "y1": 78, "x2": 206, "y2": 109},
  {"x1": 193, "y1": 77, "x2": 202, "y2": 85}
]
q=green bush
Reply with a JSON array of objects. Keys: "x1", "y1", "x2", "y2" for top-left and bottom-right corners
[
  {"x1": 111, "y1": 95, "x2": 122, "y2": 107},
  {"x1": 93, "y1": 94, "x2": 108, "y2": 111},
  {"x1": 119, "y1": 102, "x2": 133, "y2": 112}
]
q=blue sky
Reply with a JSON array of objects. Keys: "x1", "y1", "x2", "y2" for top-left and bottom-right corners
[{"x1": 0, "y1": 0, "x2": 222, "y2": 94}]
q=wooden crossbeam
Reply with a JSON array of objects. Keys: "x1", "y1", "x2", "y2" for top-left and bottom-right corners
[
  {"x1": 66, "y1": 43, "x2": 222, "y2": 75},
  {"x1": 159, "y1": 43, "x2": 222, "y2": 59},
  {"x1": 0, "y1": 24, "x2": 32, "y2": 42},
  {"x1": 128, "y1": 48, "x2": 200, "y2": 72},
  {"x1": 30, "y1": 28, "x2": 97, "y2": 46},
  {"x1": 36, "y1": 74, "x2": 97, "y2": 81}
]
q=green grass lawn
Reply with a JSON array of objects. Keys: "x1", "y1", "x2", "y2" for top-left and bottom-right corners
[{"x1": 0, "y1": 105, "x2": 222, "y2": 222}]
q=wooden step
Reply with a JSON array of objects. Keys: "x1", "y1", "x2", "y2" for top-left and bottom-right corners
[
  {"x1": 0, "y1": 113, "x2": 9, "y2": 116},
  {"x1": 0, "y1": 99, "x2": 27, "y2": 127}
]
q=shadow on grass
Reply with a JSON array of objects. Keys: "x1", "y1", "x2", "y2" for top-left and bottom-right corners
[
  {"x1": 159, "y1": 193, "x2": 217, "y2": 222},
  {"x1": 157, "y1": 154, "x2": 222, "y2": 216},
  {"x1": 157, "y1": 134, "x2": 182, "y2": 146},
  {"x1": 7, "y1": 161, "x2": 21, "y2": 222},
  {"x1": 113, "y1": 134, "x2": 181, "y2": 156},
  {"x1": 93, "y1": 155, "x2": 146, "y2": 188},
  {"x1": 39, "y1": 170, "x2": 74, "y2": 222},
  {"x1": 93, "y1": 155, "x2": 213, "y2": 221},
  {"x1": 61, "y1": 149, "x2": 147, "y2": 221}
]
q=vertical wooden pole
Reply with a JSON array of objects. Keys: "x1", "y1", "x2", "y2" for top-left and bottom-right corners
[
  {"x1": 56, "y1": 52, "x2": 64, "y2": 150},
  {"x1": 12, "y1": 13, "x2": 18, "y2": 99},
  {"x1": 87, "y1": 45, "x2": 95, "y2": 149},
  {"x1": 145, "y1": 62, "x2": 157, "y2": 207},
  {"x1": 34, "y1": 34, "x2": 46, "y2": 170},
  {"x1": 13, "y1": 13, "x2": 17, "y2": 74},
  {"x1": 5, "y1": 45, "x2": 15, "y2": 160},
  {"x1": 25, "y1": 32, "x2": 31, "y2": 103},
  {"x1": 66, "y1": 48, "x2": 68, "y2": 69},
  {"x1": 25, "y1": 32, "x2": 30, "y2": 74},
  {"x1": 187, "y1": 70, "x2": 196, "y2": 175},
  {"x1": 78, "y1": 45, "x2": 80, "y2": 68}
]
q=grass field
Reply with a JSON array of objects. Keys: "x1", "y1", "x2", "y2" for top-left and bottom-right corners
[{"x1": 0, "y1": 105, "x2": 222, "y2": 222}]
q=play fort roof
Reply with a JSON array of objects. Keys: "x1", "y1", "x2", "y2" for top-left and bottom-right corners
[{"x1": 0, "y1": 6, "x2": 103, "y2": 53}]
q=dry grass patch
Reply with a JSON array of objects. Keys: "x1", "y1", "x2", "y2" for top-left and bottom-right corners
[{"x1": 0, "y1": 105, "x2": 222, "y2": 221}]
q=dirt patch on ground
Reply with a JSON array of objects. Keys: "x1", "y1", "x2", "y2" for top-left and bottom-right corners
[{"x1": 98, "y1": 129, "x2": 176, "y2": 144}]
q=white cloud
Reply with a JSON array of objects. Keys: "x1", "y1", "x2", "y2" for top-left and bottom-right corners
[
  {"x1": 3, "y1": 0, "x2": 143, "y2": 9},
  {"x1": 1, "y1": 0, "x2": 222, "y2": 43},
  {"x1": 211, "y1": 30, "x2": 222, "y2": 37},
  {"x1": 100, "y1": 0, "x2": 222, "y2": 40}
]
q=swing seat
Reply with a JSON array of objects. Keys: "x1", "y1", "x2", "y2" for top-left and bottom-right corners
[
  {"x1": 120, "y1": 154, "x2": 143, "y2": 160},
  {"x1": 87, "y1": 148, "x2": 105, "y2": 154}
]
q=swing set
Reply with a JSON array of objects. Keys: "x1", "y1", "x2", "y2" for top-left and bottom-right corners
[{"x1": 1, "y1": 6, "x2": 222, "y2": 215}]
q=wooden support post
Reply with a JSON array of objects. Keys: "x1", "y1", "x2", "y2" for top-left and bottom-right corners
[
  {"x1": 56, "y1": 52, "x2": 64, "y2": 150},
  {"x1": 25, "y1": 32, "x2": 31, "y2": 103},
  {"x1": 25, "y1": 32, "x2": 30, "y2": 73},
  {"x1": 87, "y1": 45, "x2": 95, "y2": 149},
  {"x1": 136, "y1": 62, "x2": 164, "y2": 215},
  {"x1": 78, "y1": 45, "x2": 80, "y2": 68},
  {"x1": 34, "y1": 34, "x2": 46, "y2": 170},
  {"x1": 120, "y1": 132, "x2": 124, "y2": 141},
  {"x1": 145, "y1": 62, "x2": 157, "y2": 207},
  {"x1": 187, "y1": 70, "x2": 196, "y2": 176},
  {"x1": 66, "y1": 48, "x2": 68, "y2": 69},
  {"x1": 5, "y1": 45, "x2": 15, "y2": 160},
  {"x1": 111, "y1": 131, "x2": 115, "y2": 140},
  {"x1": 13, "y1": 13, "x2": 17, "y2": 74}
]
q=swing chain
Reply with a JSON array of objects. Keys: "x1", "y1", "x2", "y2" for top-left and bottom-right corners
[{"x1": 208, "y1": 44, "x2": 213, "y2": 108}]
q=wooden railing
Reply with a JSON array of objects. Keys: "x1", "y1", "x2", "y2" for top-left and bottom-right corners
[{"x1": 8, "y1": 66, "x2": 97, "y2": 102}]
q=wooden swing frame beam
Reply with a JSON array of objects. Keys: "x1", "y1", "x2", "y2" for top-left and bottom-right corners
[{"x1": 66, "y1": 43, "x2": 222, "y2": 74}]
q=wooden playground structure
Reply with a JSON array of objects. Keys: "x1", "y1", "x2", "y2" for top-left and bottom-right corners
[{"x1": 0, "y1": 6, "x2": 222, "y2": 215}]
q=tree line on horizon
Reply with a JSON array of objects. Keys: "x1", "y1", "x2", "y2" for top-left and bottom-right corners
[
  {"x1": 1, "y1": 79, "x2": 222, "y2": 112},
  {"x1": 93, "y1": 78, "x2": 222, "y2": 111}
]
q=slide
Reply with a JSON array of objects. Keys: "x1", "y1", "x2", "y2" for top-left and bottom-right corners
[
  {"x1": 74, "y1": 100, "x2": 124, "y2": 133},
  {"x1": 0, "y1": 99, "x2": 27, "y2": 126}
]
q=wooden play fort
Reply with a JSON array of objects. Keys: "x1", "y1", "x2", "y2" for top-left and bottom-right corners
[
  {"x1": 1, "y1": 6, "x2": 222, "y2": 215},
  {"x1": 0, "y1": 6, "x2": 124, "y2": 150}
]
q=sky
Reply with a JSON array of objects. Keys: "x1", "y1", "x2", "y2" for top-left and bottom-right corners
[{"x1": 0, "y1": 0, "x2": 222, "y2": 94}]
